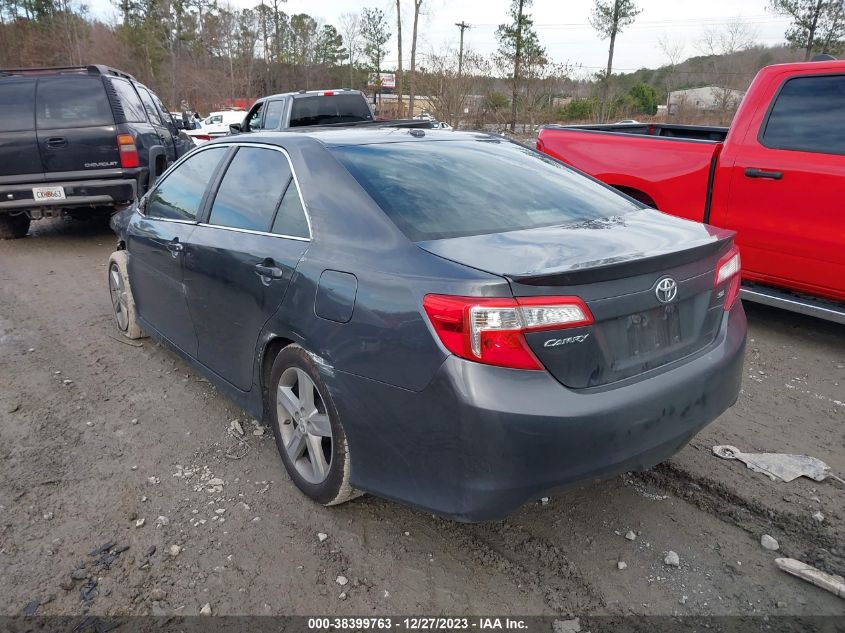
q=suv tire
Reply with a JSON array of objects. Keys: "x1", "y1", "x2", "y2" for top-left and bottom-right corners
[
  {"x1": 269, "y1": 344, "x2": 362, "y2": 506},
  {"x1": 0, "y1": 213, "x2": 31, "y2": 239}
]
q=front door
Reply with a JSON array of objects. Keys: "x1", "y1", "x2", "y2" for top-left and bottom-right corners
[
  {"x1": 127, "y1": 146, "x2": 229, "y2": 355},
  {"x1": 724, "y1": 72, "x2": 845, "y2": 302},
  {"x1": 184, "y1": 144, "x2": 310, "y2": 390}
]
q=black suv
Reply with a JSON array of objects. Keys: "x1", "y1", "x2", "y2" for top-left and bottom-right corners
[{"x1": 0, "y1": 65, "x2": 193, "y2": 238}]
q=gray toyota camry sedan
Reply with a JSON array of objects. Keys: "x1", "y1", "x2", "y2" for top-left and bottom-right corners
[{"x1": 108, "y1": 128, "x2": 746, "y2": 521}]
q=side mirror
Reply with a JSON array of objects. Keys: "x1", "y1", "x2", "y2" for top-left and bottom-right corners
[{"x1": 229, "y1": 123, "x2": 242, "y2": 134}]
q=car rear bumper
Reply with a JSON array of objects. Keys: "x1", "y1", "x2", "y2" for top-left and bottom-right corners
[
  {"x1": 0, "y1": 178, "x2": 137, "y2": 213},
  {"x1": 329, "y1": 303, "x2": 746, "y2": 522}
]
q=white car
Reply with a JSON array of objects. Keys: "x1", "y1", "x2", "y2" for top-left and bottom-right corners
[{"x1": 186, "y1": 110, "x2": 246, "y2": 144}]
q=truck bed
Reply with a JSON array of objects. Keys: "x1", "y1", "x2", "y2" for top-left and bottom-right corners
[
  {"x1": 537, "y1": 124, "x2": 725, "y2": 223},
  {"x1": 546, "y1": 122, "x2": 729, "y2": 142}
]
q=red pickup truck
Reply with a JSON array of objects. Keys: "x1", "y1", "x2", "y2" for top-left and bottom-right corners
[{"x1": 537, "y1": 59, "x2": 845, "y2": 324}]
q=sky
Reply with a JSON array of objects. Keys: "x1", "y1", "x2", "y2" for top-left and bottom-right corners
[{"x1": 87, "y1": 0, "x2": 794, "y2": 75}]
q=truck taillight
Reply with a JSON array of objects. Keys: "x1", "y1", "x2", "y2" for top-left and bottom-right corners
[
  {"x1": 117, "y1": 134, "x2": 139, "y2": 168},
  {"x1": 715, "y1": 247, "x2": 741, "y2": 310},
  {"x1": 423, "y1": 294, "x2": 593, "y2": 370}
]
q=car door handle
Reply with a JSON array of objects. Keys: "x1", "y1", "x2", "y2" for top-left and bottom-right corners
[
  {"x1": 166, "y1": 239, "x2": 184, "y2": 256},
  {"x1": 744, "y1": 167, "x2": 783, "y2": 180},
  {"x1": 45, "y1": 137, "x2": 67, "y2": 148},
  {"x1": 254, "y1": 263, "x2": 284, "y2": 279}
]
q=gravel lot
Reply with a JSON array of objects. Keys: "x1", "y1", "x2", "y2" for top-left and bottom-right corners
[{"x1": 1, "y1": 218, "x2": 843, "y2": 619}]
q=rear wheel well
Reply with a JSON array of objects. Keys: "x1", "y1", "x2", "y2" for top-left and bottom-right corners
[
  {"x1": 612, "y1": 185, "x2": 657, "y2": 209},
  {"x1": 261, "y1": 336, "x2": 294, "y2": 420}
]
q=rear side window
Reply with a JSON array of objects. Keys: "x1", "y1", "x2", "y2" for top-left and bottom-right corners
[
  {"x1": 263, "y1": 100, "x2": 284, "y2": 130},
  {"x1": 36, "y1": 76, "x2": 113, "y2": 129},
  {"x1": 147, "y1": 147, "x2": 227, "y2": 221},
  {"x1": 289, "y1": 94, "x2": 373, "y2": 127},
  {"x1": 330, "y1": 140, "x2": 639, "y2": 241},
  {"x1": 762, "y1": 75, "x2": 845, "y2": 155},
  {"x1": 208, "y1": 147, "x2": 291, "y2": 231},
  {"x1": 108, "y1": 78, "x2": 147, "y2": 123},
  {"x1": 272, "y1": 180, "x2": 309, "y2": 238},
  {"x1": 0, "y1": 78, "x2": 36, "y2": 131},
  {"x1": 136, "y1": 86, "x2": 164, "y2": 125}
]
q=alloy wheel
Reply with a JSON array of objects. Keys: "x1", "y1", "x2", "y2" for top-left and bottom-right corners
[
  {"x1": 277, "y1": 367, "x2": 333, "y2": 484},
  {"x1": 108, "y1": 264, "x2": 129, "y2": 331}
]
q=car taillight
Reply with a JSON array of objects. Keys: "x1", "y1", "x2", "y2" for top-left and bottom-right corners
[
  {"x1": 423, "y1": 294, "x2": 593, "y2": 370},
  {"x1": 715, "y1": 247, "x2": 741, "y2": 310},
  {"x1": 117, "y1": 134, "x2": 139, "y2": 168}
]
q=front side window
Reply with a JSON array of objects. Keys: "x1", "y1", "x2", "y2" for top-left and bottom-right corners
[
  {"x1": 206, "y1": 115, "x2": 222, "y2": 125},
  {"x1": 246, "y1": 103, "x2": 264, "y2": 131},
  {"x1": 147, "y1": 147, "x2": 227, "y2": 221},
  {"x1": 208, "y1": 147, "x2": 291, "y2": 231},
  {"x1": 330, "y1": 139, "x2": 638, "y2": 241},
  {"x1": 762, "y1": 75, "x2": 845, "y2": 155},
  {"x1": 36, "y1": 76, "x2": 113, "y2": 129}
]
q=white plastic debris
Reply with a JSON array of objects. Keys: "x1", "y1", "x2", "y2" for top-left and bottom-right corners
[{"x1": 713, "y1": 445, "x2": 845, "y2": 484}]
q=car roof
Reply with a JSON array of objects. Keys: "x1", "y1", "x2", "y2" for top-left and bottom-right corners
[
  {"x1": 216, "y1": 127, "x2": 496, "y2": 148},
  {"x1": 256, "y1": 89, "x2": 365, "y2": 101}
]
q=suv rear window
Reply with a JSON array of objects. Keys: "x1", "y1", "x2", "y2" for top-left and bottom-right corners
[
  {"x1": 36, "y1": 76, "x2": 113, "y2": 129},
  {"x1": 330, "y1": 139, "x2": 638, "y2": 241},
  {"x1": 0, "y1": 78, "x2": 36, "y2": 131},
  {"x1": 289, "y1": 94, "x2": 373, "y2": 127}
]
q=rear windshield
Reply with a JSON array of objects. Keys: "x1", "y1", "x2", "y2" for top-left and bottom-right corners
[
  {"x1": 330, "y1": 139, "x2": 638, "y2": 241},
  {"x1": 290, "y1": 94, "x2": 373, "y2": 127},
  {"x1": 36, "y1": 76, "x2": 113, "y2": 129},
  {"x1": 0, "y1": 78, "x2": 36, "y2": 131}
]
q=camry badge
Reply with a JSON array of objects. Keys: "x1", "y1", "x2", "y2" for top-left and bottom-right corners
[{"x1": 655, "y1": 277, "x2": 678, "y2": 304}]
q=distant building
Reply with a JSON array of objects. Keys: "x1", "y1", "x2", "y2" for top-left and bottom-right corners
[{"x1": 668, "y1": 86, "x2": 745, "y2": 113}]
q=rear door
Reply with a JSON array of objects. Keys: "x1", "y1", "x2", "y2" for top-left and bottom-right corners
[
  {"x1": 724, "y1": 72, "x2": 845, "y2": 301},
  {"x1": 35, "y1": 75, "x2": 120, "y2": 178},
  {"x1": 127, "y1": 145, "x2": 229, "y2": 355},
  {"x1": 0, "y1": 77, "x2": 42, "y2": 182},
  {"x1": 184, "y1": 144, "x2": 309, "y2": 390}
]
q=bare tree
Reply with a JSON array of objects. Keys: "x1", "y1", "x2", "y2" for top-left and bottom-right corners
[
  {"x1": 658, "y1": 35, "x2": 685, "y2": 110},
  {"x1": 696, "y1": 19, "x2": 758, "y2": 113},
  {"x1": 590, "y1": 0, "x2": 642, "y2": 122},
  {"x1": 769, "y1": 0, "x2": 845, "y2": 59},
  {"x1": 395, "y1": 0, "x2": 403, "y2": 116},
  {"x1": 339, "y1": 12, "x2": 362, "y2": 87},
  {"x1": 408, "y1": 0, "x2": 422, "y2": 117},
  {"x1": 421, "y1": 45, "x2": 489, "y2": 126}
]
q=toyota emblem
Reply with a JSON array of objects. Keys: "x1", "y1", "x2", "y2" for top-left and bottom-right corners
[{"x1": 655, "y1": 277, "x2": 678, "y2": 304}]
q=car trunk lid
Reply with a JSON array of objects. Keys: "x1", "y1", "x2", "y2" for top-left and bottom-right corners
[{"x1": 417, "y1": 209, "x2": 736, "y2": 388}]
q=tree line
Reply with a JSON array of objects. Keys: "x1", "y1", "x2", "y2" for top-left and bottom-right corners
[{"x1": 1, "y1": 0, "x2": 843, "y2": 126}]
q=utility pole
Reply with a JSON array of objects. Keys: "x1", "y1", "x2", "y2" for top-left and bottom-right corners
[{"x1": 455, "y1": 21, "x2": 470, "y2": 78}]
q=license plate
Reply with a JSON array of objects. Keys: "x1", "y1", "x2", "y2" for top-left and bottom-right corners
[
  {"x1": 626, "y1": 304, "x2": 682, "y2": 356},
  {"x1": 32, "y1": 186, "x2": 65, "y2": 201}
]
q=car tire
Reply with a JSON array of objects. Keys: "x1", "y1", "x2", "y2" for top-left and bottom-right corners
[
  {"x1": 269, "y1": 344, "x2": 361, "y2": 506},
  {"x1": 107, "y1": 250, "x2": 146, "y2": 340},
  {"x1": 0, "y1": 213, "x2": 31, "y2": 239}
]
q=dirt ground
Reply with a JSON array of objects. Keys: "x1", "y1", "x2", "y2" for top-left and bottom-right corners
[{"x1": 0, "y1": 218, "x2": 843, "y2": 620}]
